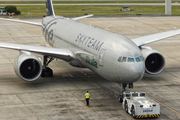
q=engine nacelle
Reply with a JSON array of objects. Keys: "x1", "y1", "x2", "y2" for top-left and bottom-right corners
[
  {"x1": 141, "y1": 46, "x2": 165, "y2": 75},
  {"x1": 14, "y1": 52, "x2": 42, "y2": 81}
]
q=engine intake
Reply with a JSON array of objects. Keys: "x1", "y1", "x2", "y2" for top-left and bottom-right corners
[
  {"x1": 141, "y1": 47, "x2": 165, "y2": 75},
  {"x1": 14, "y1": 53, "x2": 42, "y2": 81}
]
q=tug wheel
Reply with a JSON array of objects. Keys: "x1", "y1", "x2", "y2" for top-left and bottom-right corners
[
  {"x1": 132, "y1": 106, "x2": 136, "y2": 118},
  {"x1": 125, "y1": 101, "x2": 128, "y2": 113}
]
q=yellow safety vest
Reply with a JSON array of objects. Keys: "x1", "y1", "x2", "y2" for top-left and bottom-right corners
[{"x1": 86, "y1": 93, "x2": 90, "y2": 99}]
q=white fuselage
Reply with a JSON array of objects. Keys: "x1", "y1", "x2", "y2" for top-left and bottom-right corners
[{"x1": 42, "y1": 16, "x2": 145, "y2": 83}]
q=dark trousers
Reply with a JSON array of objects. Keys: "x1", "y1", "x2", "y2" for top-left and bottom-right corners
[{"x1": 86, "y1": 98, "x2": 89, "y2": 106}]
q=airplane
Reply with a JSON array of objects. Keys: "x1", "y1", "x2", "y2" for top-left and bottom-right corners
[{"x1": 0, "y1": 0, "x2": 180, "y2": 100}]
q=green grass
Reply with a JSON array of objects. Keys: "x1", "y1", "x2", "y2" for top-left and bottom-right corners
[
  {"x1": 1, "y1": 5, "x2": 180, "y2": 18},
  {"x1": 0, "y1": 1, "x2": 180, "y2": 4}
]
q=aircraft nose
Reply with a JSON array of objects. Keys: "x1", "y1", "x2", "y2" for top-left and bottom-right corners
[{"x1": 128, "y1": 62, "x2": 145, "y2": 82}]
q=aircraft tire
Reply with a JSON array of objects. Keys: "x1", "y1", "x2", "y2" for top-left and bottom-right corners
[
  {"x1": 41, "y1": 69, "x2": 46, "y2": 77},
  {"x1": 47, "y1": 67, "x2": 53, "y2": 77},
  {"x1": 41, "y1": 67, "x2": 53, "y2": 77}
]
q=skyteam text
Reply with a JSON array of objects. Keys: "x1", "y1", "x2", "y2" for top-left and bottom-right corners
[{"x1": 75, "y1": 33, "x2": 104, "y2": 51}]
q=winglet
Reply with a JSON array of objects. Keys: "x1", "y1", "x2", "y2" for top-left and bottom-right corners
[
  {"x1": 46, "y1": 0, "x2": 55, "y2": 16},
  {"x1": 72, "y1": 14, "x2": 93, "y2": 21}
]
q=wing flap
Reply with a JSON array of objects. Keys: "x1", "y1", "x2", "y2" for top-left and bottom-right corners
[
  {"x1": 132, "y1": 29, "x2": 180, "y2": 46},
  {"x1": 0, "y1": 42, "x2": 75, "y2": 61}
]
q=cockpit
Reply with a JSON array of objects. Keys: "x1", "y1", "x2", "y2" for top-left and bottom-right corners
[{"x1": 118, "y1": 56, "x2": 143, "y2": 63}]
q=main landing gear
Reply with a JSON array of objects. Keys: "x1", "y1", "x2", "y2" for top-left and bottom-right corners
[
  {"x1": 118, "y1": 83, "x2": 133, "y2": 103},
  {"x1": 41, "y1": 56, "x2": 55, "y2": 77}
]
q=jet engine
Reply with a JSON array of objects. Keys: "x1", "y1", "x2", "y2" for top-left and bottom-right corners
[
  {"x1": 14, "y1": 52, "x2": 42, "y2": 81},
  {"x1": 141, "y1": 46, "x2": 165, "y2": 75}
]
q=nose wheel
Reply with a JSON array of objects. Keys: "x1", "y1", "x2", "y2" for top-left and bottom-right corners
[
  {"x1": 118, "y1": 95, "x2": 123, "y2": 103},
  {"x1": 41, "y1": 56, "x2": 55, "y2": 77},
  {"x1": 118, "y1": 83, "x2": 127, "y2": 103}
]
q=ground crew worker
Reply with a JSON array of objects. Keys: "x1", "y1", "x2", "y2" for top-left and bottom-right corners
[{"x1": 85, "y1": 91, "x2": 90, "y2": 106}]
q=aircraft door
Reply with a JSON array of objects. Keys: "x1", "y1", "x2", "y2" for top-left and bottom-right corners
[{"x1": 99, "y1": 49, "x2": 106, "y2": 67}]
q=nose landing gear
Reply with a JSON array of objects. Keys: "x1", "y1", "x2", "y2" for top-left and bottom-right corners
[
  {"x1": 118, "y1": 83, "x2": 133, "y2": 103},
  {"x1": 118, "y1": 83, "x2": 127, "y2": 103}
]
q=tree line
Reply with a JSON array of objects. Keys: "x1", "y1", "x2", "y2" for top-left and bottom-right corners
[{"x1": 4, "y1": 5, "x2": 21, "y2": 15}]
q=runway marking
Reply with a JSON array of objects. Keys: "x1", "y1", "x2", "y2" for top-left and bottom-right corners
[
  {"x1": 16, "y1": 95, "x2": 39, "y2": 120},
  {"x1": 170, "y1": 25, "x2": 177, "y2": 29},
  {"x1": 127, "y1": 17, "x2": 165, "y2": 32},
  {"x1": 105, "y1": 25, "x2": 111, "y2": 30},
  {"x1": 68, "y1": 74, "x2": 73, "y2": 77},
  {"x1": 134, "y1": 87, "x2": 180, "y2": 116},
  {"x1": 77, "y1": 68, "x2": 117, "y2": 98}
]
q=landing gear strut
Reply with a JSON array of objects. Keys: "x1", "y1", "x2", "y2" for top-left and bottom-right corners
[
  {"x1": 118, "y1": 83, "x2": 127, "y2": 103},
  {"x1": 122, "y1": 83, "x2": 127, "y2": 91},
  {"x1": 41, "y1": 56, "x2": 55, "y2": 77}
]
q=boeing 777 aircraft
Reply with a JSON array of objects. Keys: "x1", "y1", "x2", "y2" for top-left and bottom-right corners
[{"x1": 0, "y1": 0, "x2": 180, "y2": 97}]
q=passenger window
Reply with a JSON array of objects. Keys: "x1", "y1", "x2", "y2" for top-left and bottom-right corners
[
  {"x1": 128, "y1": 58, "x2": 134, "y2": 62},
  {"x1": 122, "y1": 57, "x2": 127, "y2": 62},
  {"x1": 135, "y1": 57, "x2": 141, "y2": 62},
  {"x1": 118, "y1": 57, "x2": 122, "y2": 62}
]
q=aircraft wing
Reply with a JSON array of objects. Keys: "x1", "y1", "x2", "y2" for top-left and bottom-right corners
[
  {"x1": 0, "y1": 18, "x2": 42, "y2": 26},
  {"x1": 0, "y1": 42, "x2": 74, "y2": 61},
  {"x1": 132, "y1": 29, "x2": 180, "y2": 46},
  {"x1": 72, "y1": 14, "x2": 93, "y2": 21},
  {"x1": 0, "y1": 14, "x2": 93, "y2": 25}
]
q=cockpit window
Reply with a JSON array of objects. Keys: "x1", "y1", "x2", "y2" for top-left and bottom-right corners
[
  {"x1": 118, "y1": 56, "x2": 142, "y2": 63},
  {"x1": 128, "y1": 58, "x2": 134, "y2": 62},
  {"x1": 139, "y1": 56, "x2": 144, "y2": 61},
  {"x1": 135, "y1": 57, "x2": 141, "y2": 62},
  {"x1": 122, "y1": 57, "x2": 127, "y2": 62},
  {"x1": 118, "y1": 57, "x2": 122, "y2": 62}
]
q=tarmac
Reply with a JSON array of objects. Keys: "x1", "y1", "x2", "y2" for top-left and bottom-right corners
[{"x1": 0, "y1": 16, "x2": 180, "y2": 120}]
